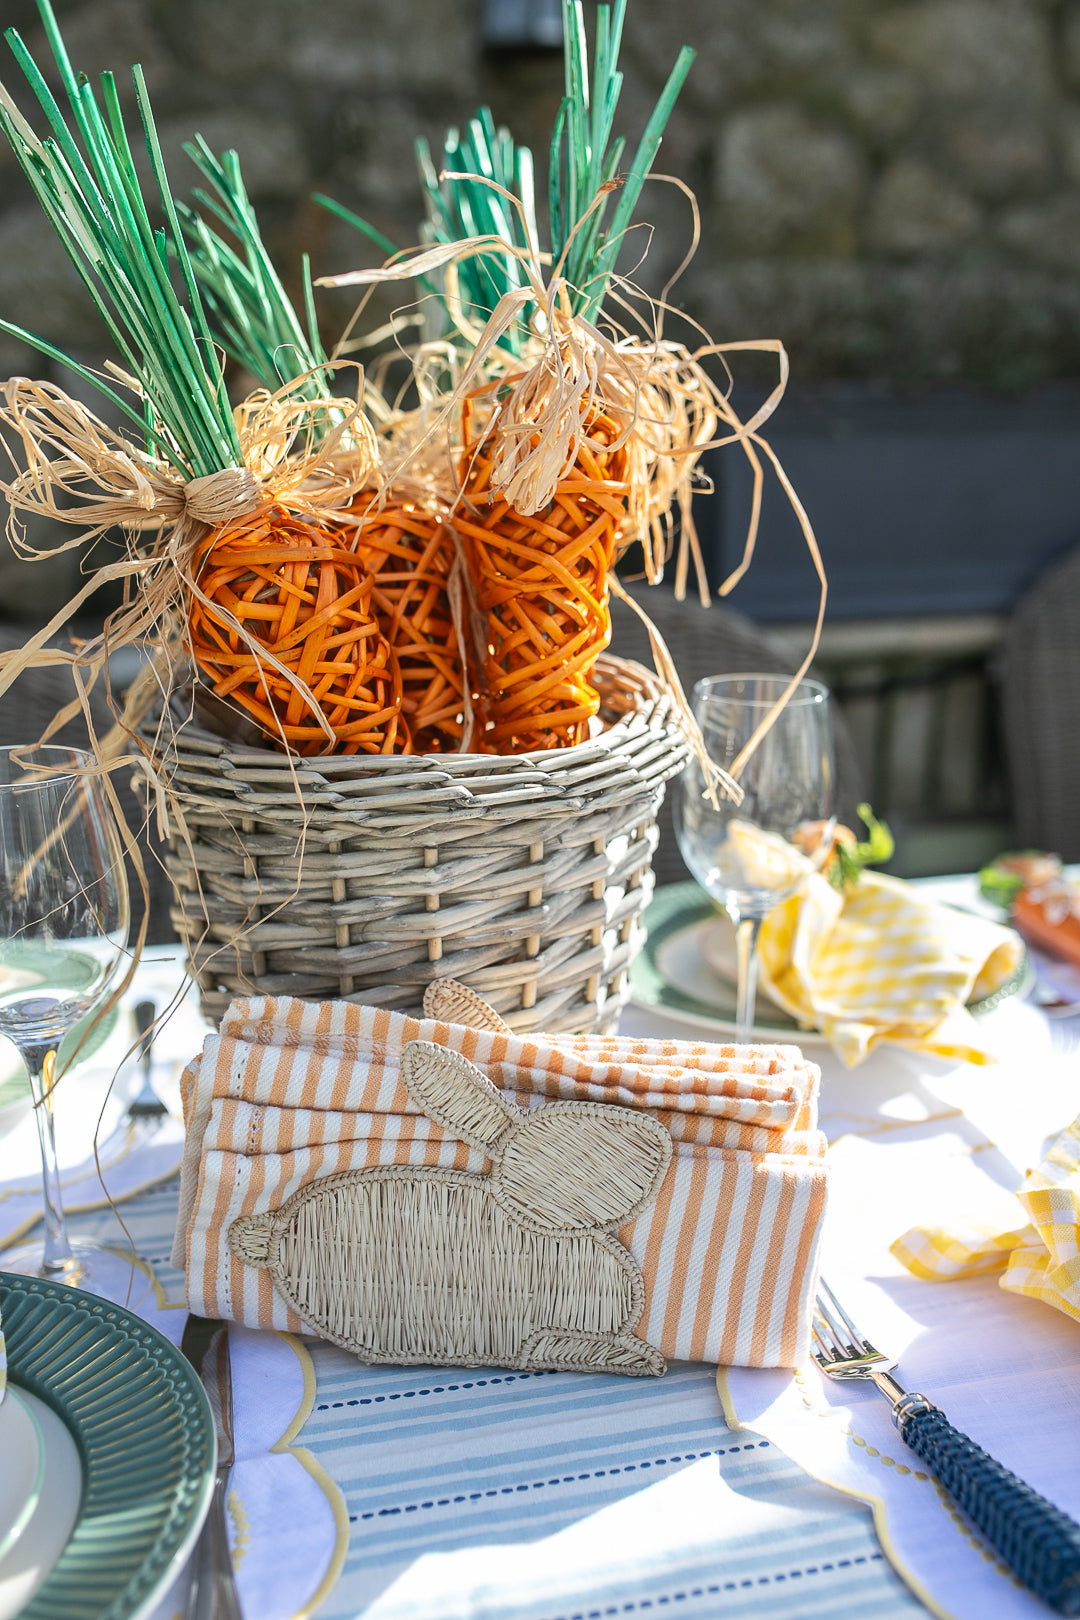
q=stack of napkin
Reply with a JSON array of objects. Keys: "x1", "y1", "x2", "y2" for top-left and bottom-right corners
[
  {"x1": 173, "y1": 996, "x2": 828, "y2": 1370},
  {"x1": 755, "y1": 869, "x2": 1025, "y2": 1067},
  {"x1": 892, "y1": 1111, "x2": 1080, "y2": 1325}
]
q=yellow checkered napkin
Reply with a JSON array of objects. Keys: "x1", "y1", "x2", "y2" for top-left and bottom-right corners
[
  {"x1": 755, "y1": 869, "x2": 1024, "y2": 1068},
  {"x1": 892, "y1": 1115, "x2": 1080, "y2": 1326}
]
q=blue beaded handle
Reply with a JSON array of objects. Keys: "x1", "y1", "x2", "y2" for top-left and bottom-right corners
[{"x1": 896, "y1": 1397, "x2": 1080, "y2": 1614}]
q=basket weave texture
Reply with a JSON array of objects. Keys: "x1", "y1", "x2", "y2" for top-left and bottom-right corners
[{"x1": 150, "y1": 654, "x2": 689, "y2": 1032}]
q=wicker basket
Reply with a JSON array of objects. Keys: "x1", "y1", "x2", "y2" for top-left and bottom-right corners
[{"x1": 149, "y1": 654, "x2": 690, "y2": 1032}]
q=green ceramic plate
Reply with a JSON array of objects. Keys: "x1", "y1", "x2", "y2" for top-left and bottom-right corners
[
  {"x1": 630, "y1": 882, "x2": 1032, "y2": 1041},
  {"x1": 0, "y1": 1272, "x2": 215, "y2": 1620}
]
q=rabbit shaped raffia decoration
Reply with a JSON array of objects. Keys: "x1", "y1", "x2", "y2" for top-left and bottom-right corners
[{"x1": 228, "y1": 1040, "x2": 672, "y2": 1376}]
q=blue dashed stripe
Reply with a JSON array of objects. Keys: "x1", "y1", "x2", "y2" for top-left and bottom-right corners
[
  {"x1": 348, "y1": 1444, "x2": 770, "y2": 1522},
  {"x1": 543, "y1": 1556, "x2": 885, "y2": 1617},
  {"x1": 318, "y1": 1369, "x2": 558, "y2": 1408}
]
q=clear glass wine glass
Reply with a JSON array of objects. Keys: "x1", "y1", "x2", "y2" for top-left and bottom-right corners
[
  {"x1": 674, "y1": 675, "x2": 835, "y2": 1043},
  {"x1": 0, "y1": 746, "x2": 132, "y2": 1296}
]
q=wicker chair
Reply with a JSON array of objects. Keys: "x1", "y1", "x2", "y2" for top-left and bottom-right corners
[
  {"x1": 608, "y1": 584, "x2": 865, "y2": 885},
  {"x1": 1002, "y1": 543, "x2": 1080, "y2": 862}
]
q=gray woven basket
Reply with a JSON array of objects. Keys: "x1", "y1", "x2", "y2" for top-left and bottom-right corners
[{"x1": 149, "y1": 654, "x2": 690, "y2": 1032}]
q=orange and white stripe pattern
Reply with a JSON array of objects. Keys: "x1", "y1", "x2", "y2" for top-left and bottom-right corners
[{"x1": 175, "y1": 996, "x2": 828, "y2": 1368}]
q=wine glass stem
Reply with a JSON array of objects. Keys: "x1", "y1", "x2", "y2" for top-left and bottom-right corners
[
  {"x1": 734, "y1": 915, "x2": 762, "y2": 1045},
  {"x1": 23, "y1": 1041, "x2": 79, "y2": 1280}
]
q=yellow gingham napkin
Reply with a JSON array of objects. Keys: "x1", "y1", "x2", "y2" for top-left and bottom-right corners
[
  {"x1": 755, "y1": 867, "x2": 1024, "y2": 1067},
  {"x1": 891, "y1": 1113, "x2": 1080, "y2": 1325}
]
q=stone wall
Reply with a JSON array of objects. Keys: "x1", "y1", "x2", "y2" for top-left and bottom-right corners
[{"x1": 0, "y1": 0, "x2": 1078, "y2": 404}]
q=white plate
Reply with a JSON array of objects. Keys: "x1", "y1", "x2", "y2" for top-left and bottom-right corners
[
  {"x1": 654, "y1": 916, "x2": 826, "y2": 1044},
  {"x1": 632, "y1": 883, "x2": 825, "y2": 1044},
  {"x1": 0, "y1": 1387, "x2": 44, "y2": 1572},
  {"x1": 0, "y1": 1389, "x2": 82, "y2": 1620}
]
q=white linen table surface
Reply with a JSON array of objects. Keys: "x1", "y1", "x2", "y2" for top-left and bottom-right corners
[{"x1": 1, "y1": 875, "x2": 1076, "y2": 1620}]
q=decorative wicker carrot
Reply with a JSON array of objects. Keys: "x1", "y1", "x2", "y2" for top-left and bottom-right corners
[
  {"x1": 0, "y1": 12, "x2": 404, "y2": 767},
  {"x1": 347, "y1": 495, "x2": 467, "y2": 752},
  {"x1": 317, "y1": 0, "x2": 698, "y2": 756},
  {"x1": 189, "y1": 504, "x2": 406, "y2": 755},
  {"x1": 455, "y1": 393, "x2": 629, "y2": 751}
]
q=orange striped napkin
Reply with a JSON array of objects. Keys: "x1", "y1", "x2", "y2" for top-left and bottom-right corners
[{"x1": 173, "y1": 996, "x2": 828, "y2": 1369}]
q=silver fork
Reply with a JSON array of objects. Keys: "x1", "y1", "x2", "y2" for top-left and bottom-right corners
[
  {"x1": 813, "y1": 1279, "x2": 1080, "y2": 1614},
  {"x1": 127, "y1": 999, "x2": 167, "y2": 1121}
]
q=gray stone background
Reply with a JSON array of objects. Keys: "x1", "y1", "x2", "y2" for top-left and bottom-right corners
[{"x1": 1, "y1": 0, "x2": 1078, "y2": 400}]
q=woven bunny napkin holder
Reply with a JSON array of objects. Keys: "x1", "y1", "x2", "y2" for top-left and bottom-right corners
[
  {"x1": 228, "y1": 1037, "x2": 671, "y2": 1378},
  {"x1": 211, "y1": 980, "x2": 826, "y2": 1377}
]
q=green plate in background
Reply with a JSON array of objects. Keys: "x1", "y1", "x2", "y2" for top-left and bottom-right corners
[
  {"x1": 0, "y1": 1271, "x2": 214, "y2": 1620},
  {"x1": 630, "y1": 883, "x2": 815, "y2": 1041},
  {"x1": 630, "y1": 882, "x2": 1032, "y2": 1040}
]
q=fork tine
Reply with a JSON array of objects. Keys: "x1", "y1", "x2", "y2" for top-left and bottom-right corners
[
  {"x1": 814, "y1": 1291, "x2": 861, "y2": 1359},
  {"x1": 810, "y1": 1297, "x2": 859, "y2": 1364},
  {"x1": 810, "y1": 1312, "x2": 842, "y2": 1360},
  {"x1": 818, "y1": 1278, "x2": 871, "y2": 1351}
]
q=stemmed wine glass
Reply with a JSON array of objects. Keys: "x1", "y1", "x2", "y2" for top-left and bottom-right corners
[
  {"x1": 0, "y1": 746, "x2": 132, "y2": 1297},
  {"x1": 674, "y1": 675, "x2": 835, "y2": 1043}
]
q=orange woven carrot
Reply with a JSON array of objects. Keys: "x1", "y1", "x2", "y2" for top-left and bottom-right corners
[
  {"x1": 454, "y1": 399, "x2": 630, "y2": 752},
  {"x1": 347, "y1": 496, "x2": 467, "y2": 753},
  {"x1": 189, "y1": 503, "x2": 407, "y2": 755}
]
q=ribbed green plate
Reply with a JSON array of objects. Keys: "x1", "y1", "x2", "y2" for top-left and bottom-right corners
[{"x1": 0, "y1": 1272, "x2": 215, "y2": 1620}]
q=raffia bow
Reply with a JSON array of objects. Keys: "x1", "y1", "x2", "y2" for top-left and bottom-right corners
[{"x1": 0, "y1": 373, "x2": 381, "y2": 751}]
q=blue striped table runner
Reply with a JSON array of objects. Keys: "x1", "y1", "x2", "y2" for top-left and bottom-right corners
[{"x1": 74, "y1": 1184, "x2": 927, "y2": 1619}]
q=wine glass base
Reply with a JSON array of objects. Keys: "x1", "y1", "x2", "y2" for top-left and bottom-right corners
[{"x1": 0, "y1": 1238, "x2": 158, "y2": 1309}]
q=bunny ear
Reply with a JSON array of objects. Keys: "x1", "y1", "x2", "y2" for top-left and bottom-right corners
[
  {"x1": 497, "y1": 1105, "x2": 672, "y2": 1234},
  {"x1": 423, "y1": 979, "x2": 512, "y2": 1034},
  {"x1": 400, "y1": 1041, "x2": 518, "y2": 1151}
]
